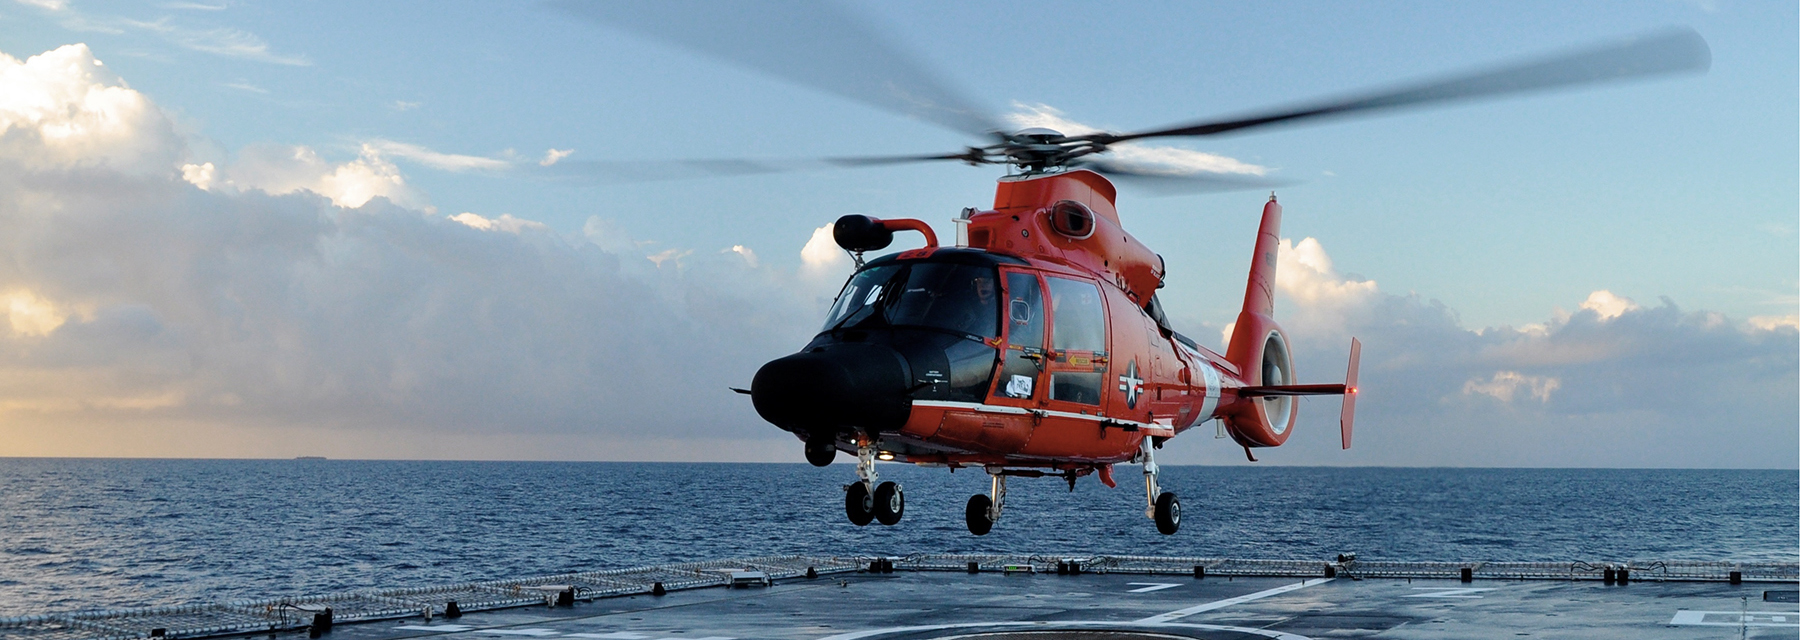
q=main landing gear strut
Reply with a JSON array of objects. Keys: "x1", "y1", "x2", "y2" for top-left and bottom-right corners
[
  {"x1": 843, "y1": 438, "x2": 903, "y2": 526},
  {"x1": 1139, "y1": 436, "x2": 1180, "y2": 535}
]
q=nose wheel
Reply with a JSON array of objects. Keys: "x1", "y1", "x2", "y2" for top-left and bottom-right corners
[
  {"x1": 844, "y1": 440, "x2": 903, "y2": 526},
  {"x1": 873, "y1": 481, "x2": 904, "y2": 525},
  {"x1": 845, "y1": 481, "x2": 875, "y2": 526}
]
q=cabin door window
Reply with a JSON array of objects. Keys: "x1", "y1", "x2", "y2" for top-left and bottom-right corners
[{"x1": 1046, "y1": 276, "x2": 1108, "y2": 405}]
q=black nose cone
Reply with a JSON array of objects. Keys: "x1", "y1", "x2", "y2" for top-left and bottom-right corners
[{"x1": 751, "y1": 342, "x2": 912, "y2": 434}]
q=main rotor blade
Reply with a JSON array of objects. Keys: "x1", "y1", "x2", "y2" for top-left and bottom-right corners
[
  {"x1": 553, "y1": 0, "x2": 1002, "y2": 139},
  {"x1": 535, "y1": 158, "x2": 818, "y2": 184},
  {"x1": 1078, "y1": 158, "x2": 1291, "y2": 195},
  {"x1": 1104, "y1": 27, "x2": 1710, "y2": 143},
  {"x1": 826, "y1": 150, "x2": 986, "y2": 167},
  {"x1": 532, "y1": 150, "x2": 976, "y2": 184}
]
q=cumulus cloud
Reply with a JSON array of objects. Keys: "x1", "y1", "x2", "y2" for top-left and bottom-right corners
[
  {"x1": 1749, "y1": 315, "x2": 1799, "y2": 331},
  {"x1": 0, "y1": 44, "x2": 842, "y2": 460},
  {"x1": 799, "y1": 223, "x2": 852, "y2": 277},
  {"x1": 3, "y1": 289, "x2": 86, "y2": 336},
  {"x1": 1579, "y1": 290, "x2": 1639, "y2": 320},
  {"x1": 0, "y1": 44, "x2": 181, "y2": 173},
  {"x1": 1188, "y1": 235, "x2": 1799, "y2": 468},
  {"x1": 1462, "y1": 371, "x2": 1561, "y2": 403},
  {"x1": 1005, "y1": 103, "x2": 1270, "y2": 177},
  {"x1": 182, "y1": 142, "x2": 428, "y2": 210}
]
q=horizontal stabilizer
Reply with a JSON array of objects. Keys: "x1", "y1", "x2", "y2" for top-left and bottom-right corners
[{"x1": 1237, "y1": 383, "x2": 1349, "y2": 397}]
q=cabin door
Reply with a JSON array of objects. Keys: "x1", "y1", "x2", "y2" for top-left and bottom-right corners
[
  {"x1": 989, "y1": 268, "x2": 1046, "y2": 406},
  {"x1": 1042, "y1": 276, "x2": 1110, "y2": 414}
]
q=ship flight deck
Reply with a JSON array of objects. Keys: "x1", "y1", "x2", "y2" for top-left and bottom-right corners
[{"x1": 4, "y1": 555, "x2": 1796, "y2": 640}]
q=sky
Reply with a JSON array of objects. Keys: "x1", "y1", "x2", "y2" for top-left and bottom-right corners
[{"x1": 0, "y1": 0, "x2": 1793, "y2": 467}]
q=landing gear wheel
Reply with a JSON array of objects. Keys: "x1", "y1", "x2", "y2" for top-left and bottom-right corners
[
  {"x1": 805, "y1": 437, "x2": 836, "y2": 467},
  {"x1": 845, "y1": 481, "x2": 875, "y2": 526},
  {"x1": 965, "y1": 494, "x2": 994, "y2": 536},
  {"x1": 1154, "y1": 492, "x2": 1181, "y2": 535},
  {"x1": 873, "y1": 481, "x2": 904, "y2": 525}
]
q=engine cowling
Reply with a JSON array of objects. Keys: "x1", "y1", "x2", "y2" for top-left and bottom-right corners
[{"x1": 1223, "y1": 315, "x2": 1297, "y2": 448}]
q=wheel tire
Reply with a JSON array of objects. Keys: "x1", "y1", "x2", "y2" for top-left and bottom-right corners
[
  {"x1": 964, "y1": 494, "x2": 994, "y2": 536},
  {"x1": 804, "y1": 437, "x2": 836, "y2": 467},
  {"x1": 1154, "y1": 492, "x2": 1181, "y2": 535},
  {"x1": 873, "y1": 481, "x2": 904, "y2": 525},
  {"x1": 845, "y1": 482, "x2": 875, "y2": 526}
]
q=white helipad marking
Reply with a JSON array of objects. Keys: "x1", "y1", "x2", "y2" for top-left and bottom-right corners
[
  {"x1": 1404, "y1": 587, "x2": 1496, "y2": 599},
  {"x1": 1134, "y1": 577, "x2": 1334, "y2": 624},
  {"x1": 1669, "y1": 610, "x2": 1800, "y2": 627},
  {"x1": 396, "y1": 624, "x2": 474, "y2": 632},
  {"x1": 814, "y1": 620, "x2": 1313, "y2": 640},
  {"x1": 1126, "y1": 582, "x2": 1183, "y2": 593}
]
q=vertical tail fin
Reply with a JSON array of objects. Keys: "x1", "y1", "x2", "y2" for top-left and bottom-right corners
[{"x1": 1225, "y1": 194, "x2": 1283, "y2": 370}]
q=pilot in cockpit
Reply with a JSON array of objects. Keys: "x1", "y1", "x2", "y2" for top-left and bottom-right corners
[{"x1": 956, "y1": 274, "x2": 998, "y2": 337}]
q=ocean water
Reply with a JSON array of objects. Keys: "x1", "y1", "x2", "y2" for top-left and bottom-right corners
[{"x1": 0, "y1": 459, "x2": 1793, "y2": 617}]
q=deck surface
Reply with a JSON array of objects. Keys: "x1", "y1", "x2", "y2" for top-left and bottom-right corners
[{"x1": 325, "y1": 570, "x2": 1799, "y2": 640}]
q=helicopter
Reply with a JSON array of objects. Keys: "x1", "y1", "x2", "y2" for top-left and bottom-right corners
[
  {"x1": 561, "y1": 3, "x2": 1711, "y2": 535},
  {"x1": 753, "y1": 177, "x2": 1357, "y2": 536}
]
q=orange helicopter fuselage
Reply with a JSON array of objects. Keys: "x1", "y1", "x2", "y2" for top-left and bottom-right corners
[{"x1": 816, "y1": 170, "x2": 1304, "y2": 478}]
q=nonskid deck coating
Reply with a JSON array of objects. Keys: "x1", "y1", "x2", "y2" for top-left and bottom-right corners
[
  {"x1": 5, "y1": 555, "x2": 1796, "y2": 640},
  {"x1": 330, "y1": 570, "x2": 1796, "y2": 640}
]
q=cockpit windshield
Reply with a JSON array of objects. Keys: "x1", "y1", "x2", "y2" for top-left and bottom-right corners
[{"x1": 822, "y1": 263, "x2": 1000, "y2": 338}]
